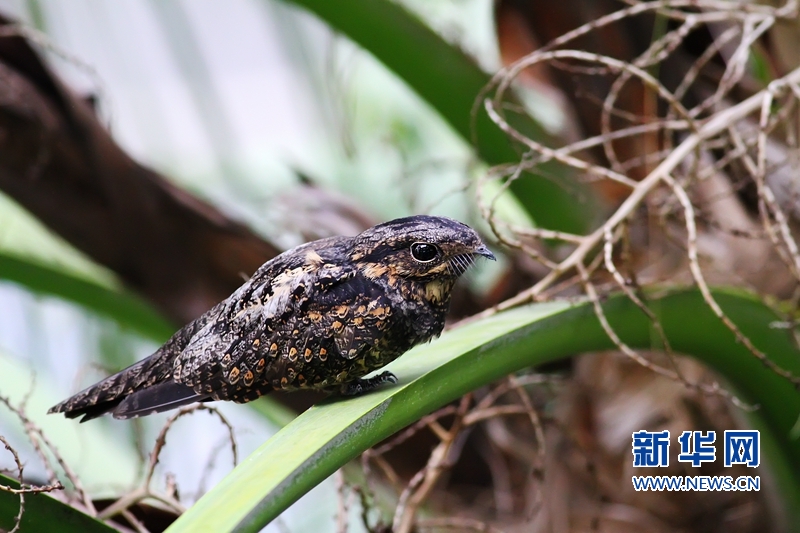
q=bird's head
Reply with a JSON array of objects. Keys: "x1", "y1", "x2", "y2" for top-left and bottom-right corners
[{"x1": 350, "y1": 216, "x2": 495, "y2": 292}]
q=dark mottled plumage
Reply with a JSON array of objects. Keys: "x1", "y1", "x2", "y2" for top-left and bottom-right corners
[{"x1": 49, "y1": 215, "x2": 495, "y2": 422}]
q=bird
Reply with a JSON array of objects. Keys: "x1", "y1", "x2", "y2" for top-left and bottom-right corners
[{"x1": 49, "y1": 215, "x2": 495, "y2": 422}]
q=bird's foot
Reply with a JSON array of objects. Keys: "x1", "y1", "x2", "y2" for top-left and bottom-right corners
[{"x1": 340, "y1": 371, "x2": 397, "y2": 396}]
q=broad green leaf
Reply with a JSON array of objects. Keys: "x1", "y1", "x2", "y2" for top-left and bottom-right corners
[
  {"x1": 0, "y1": 475, "x2": 115, "y2": 533},
  {"x1": 0, "y1": 252, "x2": 174, "y2": 342},
  {"x1": 168, "y1": 288, "x2": 800, "y2": 533},
  {"x1": 279, "y1": 0, "x2": 590, "y2": 233}
]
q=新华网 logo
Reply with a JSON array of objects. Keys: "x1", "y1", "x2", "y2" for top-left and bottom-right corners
[{"x1": 630, "y1": 429, "x2": 760, "y2": 491}]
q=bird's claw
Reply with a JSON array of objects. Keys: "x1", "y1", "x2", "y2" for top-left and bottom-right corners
[{"x1": 340, "y1": 371, "x2": 398, "y2": 396}]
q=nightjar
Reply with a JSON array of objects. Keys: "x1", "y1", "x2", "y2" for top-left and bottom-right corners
[{"x1": 50, "y1": 215, "x2": 495, "y2": 422}]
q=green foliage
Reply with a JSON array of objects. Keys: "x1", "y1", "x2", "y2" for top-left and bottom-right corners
[
  {"x1": 2, "y1": 2, "x2": 799, "y2": 532},
  {"x1": 280, "y1": 0, "x2": 590, "y2": 233},
  {"x1": 0, "y1": 252, "x2": 174, "y2": 343},
  {"x1": 168, "y1": 289, "x2": 800, "y2": 533},
  {"x1": 3, "y1": 288, "x2": 799, "y2": 531},
  {"x1": 0, "y1": 475, "x2": 115, "y2": 533}
]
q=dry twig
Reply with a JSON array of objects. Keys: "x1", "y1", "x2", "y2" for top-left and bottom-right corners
[
  {"x1": 473, "y1": 0, "x2": 800, "y2": 398},
  {"x1": 98, "y1": 404, "x2": 237, "y2": 522}
]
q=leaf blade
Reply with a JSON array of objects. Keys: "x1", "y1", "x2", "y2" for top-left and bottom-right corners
[
  {"x1": 0, "y1": 252, "x2": 174, "y2": 342},
  {"x1": 167, "y1": 288, "x2": 800, "y2": 533},
  {"x1": 0, "y1": 475, "x2": 116, "y2": 533}
]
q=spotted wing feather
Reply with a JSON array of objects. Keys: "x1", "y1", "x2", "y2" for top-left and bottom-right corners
[
  {"x1": 174, "y1": 261, "x2": 397, "y2": 401},
  {"x1": 49, "y1": 237, "x2": 347, "y2": 420}
]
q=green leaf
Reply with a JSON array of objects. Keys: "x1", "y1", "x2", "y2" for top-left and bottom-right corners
[
  {"x1": 0, "y1": 252, "x2": 174, "y2": 342},
  {"x1": 167, "y1": 288, "x2": 800, "y2": 533},
  {"x1": 0, "y1": 475, "x2": 115, "y2": 533},
  {"x1": 279, "y1": 0, "x2": 590, "y2": 233}
]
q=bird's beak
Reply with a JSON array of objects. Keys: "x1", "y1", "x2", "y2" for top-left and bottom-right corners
[{"x1": 474, "y1": 243, "x2": 496, "y2": 261}]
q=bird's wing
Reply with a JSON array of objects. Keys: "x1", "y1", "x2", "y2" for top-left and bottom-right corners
[
  {"x1": 302, "y1": 268, "x2": 395, "y2": 360},
  {"x1": 171, "y1": 257, "x2": 395, "y2": 401},
  {"x1": 91, "y1": 237, "x2": 350, "y2": 419}
]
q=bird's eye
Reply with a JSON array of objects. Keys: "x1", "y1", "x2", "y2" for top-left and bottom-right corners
[{"x1": 410, "y1": 242, "x2": 439, "y2": 263}]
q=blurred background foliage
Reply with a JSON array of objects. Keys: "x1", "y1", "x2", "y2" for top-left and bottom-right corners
[
  {"x1": 0, "y1": 1, "x2": 517, "y2": 531},
  {"x1": 1, "y1": 0, "x2": 800, "y2": 532}
]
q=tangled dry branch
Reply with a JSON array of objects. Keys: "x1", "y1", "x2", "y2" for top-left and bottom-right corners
[
  {"x1": 0, "y1": 395, "x2": 71, "y2": 533},
  {"x1": 0, "y1": 392, "x2": 237, "y2": 533},
  {"x1": 476, "y1": 0, "x2": 800, "y2": 399},
  {"x1": 96, "y1": 404, "x2": 238, "y2": 528},
  {"x1": 345, "y1": 375, "x2": 556, "y2": 533}
]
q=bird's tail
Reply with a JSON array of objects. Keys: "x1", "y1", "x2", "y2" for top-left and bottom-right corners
[{"x1": 48, "y1": 356, "x2": 202, "y2": 422}]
